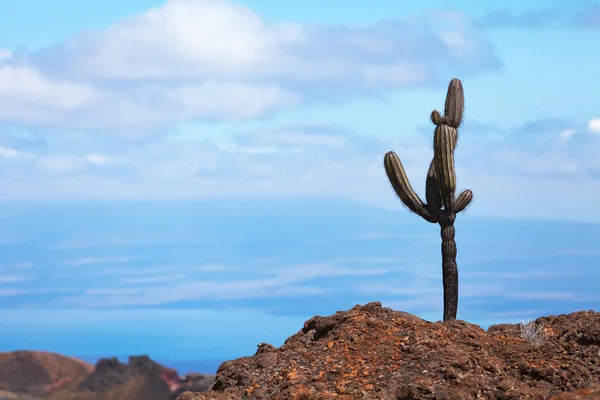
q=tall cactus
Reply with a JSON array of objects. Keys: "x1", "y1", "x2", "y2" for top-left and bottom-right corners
[{"x1": 383, "y1": 78, "x2": 473, "y2": 322}]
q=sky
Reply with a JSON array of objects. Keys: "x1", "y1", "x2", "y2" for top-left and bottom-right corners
[{"x1": 0, "y1": 0, "x2": 599, "y2": 375}]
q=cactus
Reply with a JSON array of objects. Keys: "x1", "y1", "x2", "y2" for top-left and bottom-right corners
[{"x1": 383, "y1": 78, "x2": 473, "y2": 322}]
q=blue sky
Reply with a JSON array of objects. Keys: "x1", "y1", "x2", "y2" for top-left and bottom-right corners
[{"x1": 0, "y1": 0, "x2": 599, "y2": 375}]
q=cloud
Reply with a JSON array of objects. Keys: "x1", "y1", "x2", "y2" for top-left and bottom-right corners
[
  {"x1": 46, "y1": 232, "x2": 221, "y2": 249},
  {"x1": 456, "y1": 117, "x2": 600, "y2": 180},
  {"x1": 556, "y1": 249, "x2": 598, "y2": 255},
  {"x1": 49, "y1": 263, "x2": 391, "y2": 307},
  {"x1": 587, "y1": 118, "x2": 600, "y2": 134},
  {"x1": 505, "y1": 291, "x2": 576, "y2": 300},
  {"x1": 465, "y1": 269, "x2": 583, "y2": 279},
  {"x1": 86, "y1": 154, "x2": 110, "y2": 165},
  {"x1": 0, "y1": 115, "x2": 599, "y2": 222},
  {"x1": 350, "y1": 232, "x2": 437, "y2": 241},
  {"x1": 13, "y1": 262, "x2": 35, "y2": 270},
  {"x1": 37, "y1": 155, "x2": 84, "y2": 175},
  {"x1": 0, "y1": 274, "x2": 28, "y2": 283},
  {"x1": 357, "y1": 276, "x2": 506, "y2": 298},
  {"x1": 572, "y1": 2, "x2": 600, "y2": 27},
  {"x1": 475, "y1": 3, "x2": 600, "y2": 30},
  {"x1": 0, "y1": 60, "x2": 98, "y2": 124},
  {"x1": 90, "y1": 266, "x2": 176, "y2": 276},
  {"x1": 0, "y1": 122, "x2": 393, "y2": 199},
  {"x1": 120, "y1": 274, "x2": 186, "y2": 284},
  {"x1": 0, "y1": 289, "x2": 27, "y2": 296},
  {"x1": 0, "y1": 147, "x2": 22, "y2": 158},
  {"x1": 333, "y1": 256, "x2": 424, "y2": 265},
  {"x1": 474, "y1": 7, "x2": 563, "y2": 29},
  {"x1": 482, "y1": 309, "x2": 551, "y2": 318},
  {"x1": 0, "y1": 0, "x2": 500, "y2": 132},
  {"x1": 34, "y1": 2, "x2": 495, "y2": 85},
  {"x1": 0, "y1": 49, "x2": 11, "y2": 61},
  {"x1": 61, "y1": 256, "x2": 143, "y2": 267},
  {"x1": 560, "y1": 129, "x2": 577, "y2": 140}
]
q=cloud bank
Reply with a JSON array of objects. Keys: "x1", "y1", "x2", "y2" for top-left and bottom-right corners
[
  {"x1": 0, "y1": 0, "x2": 499, "y2": 131},
  {"x1": 0, "y1": 0, "x2": 599, "y2": 221}
]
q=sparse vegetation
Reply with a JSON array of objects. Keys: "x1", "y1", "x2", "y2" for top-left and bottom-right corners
[{"x1": 519, "y1": 319, "x2": 546, "y2": 346}]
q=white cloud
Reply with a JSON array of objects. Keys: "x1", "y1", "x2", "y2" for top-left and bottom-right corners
[
  {"x1": 120, "y1": 274, "x2": 186, "y2": 284},
  {"x1": 0, "y1": 49, "x2": 11, "y2": 61},
  {"x1": 0, "y1": 289, "x2": 26, "y2": 296},
  {"x1": 556, "y1": 249, "x2": 598, "y2": 255},
  {"x1": 0, "y1": 116, "x2": 597, "y2": 222},
  {"x1": 466, "y1": 269, "x2": 583, "y2": 279},
  {"x1": 0, "y1": 62, "x2": 98, "y2": 123},
  {"x1": 49, "y1": 0, "x2": 304, "y2": 81},
  {"x1": 505, "y1": 291, "x2": 576, "y2": 300},
  {"x1": 14, "y1": 262, "x2": 35, "y2": 270},
  {"x1": 560, "y1": 128, "x2": 576, "y2": 139},
  {"x1": 361, "y1": 63, "x2": 431, "y2": 87},
  {"x1": 37, "y1": 155, "x2": 83, "y2": 174},
  {"x1": 89, "y1": 267, "x2": 174, "y2": 276},
  {"x1": 49, "y1": 263, "x2": 390, "y2": 307},
  {"x1": 0, "y1": 275, "x2": 28, "y2": 283},
  {"x1": 46, "y1": 233, "x2": 220, "y2": 249},
  {"x1": 0, "y1": 0, "x2": 498, "y2": 131},
  {"x1": 61, "y1": 256, "x2": 142, "y2": 267},
  {"x1": 0, "y1": 147, "x2": 22, "y2": 158},
  {"x1": 165, "y1": 81, "x2": 300, "y2": 119},
  {"x1": 85, "y1": 154, "x2": 110, "y2": 165},
  {"x1": 333, "y1": 256, "x2": 422, "y2": 265},
  {"x1": 351, "y1": 232, "x2": 435, "y2": 240},
  {"x1": 587, "y1": 118, "x2": 600, "y2": 134}
]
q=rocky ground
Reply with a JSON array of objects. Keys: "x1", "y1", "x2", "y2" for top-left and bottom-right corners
[
  {"x1": 178, "y1": 302, "x2": 600, "y2": 400},
  {"x1": 0, "y1": 351, "x2": 214, "y2": 400}
]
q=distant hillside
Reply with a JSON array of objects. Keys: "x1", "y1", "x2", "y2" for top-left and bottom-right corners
[{"x1": 0, "y1": 351, "x2": 214, "y2": 400}]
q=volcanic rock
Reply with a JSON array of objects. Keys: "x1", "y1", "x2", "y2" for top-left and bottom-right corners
[
  {"x1": 0, "y1": 351, "x2": 214, "y2": 399},
  {"x1": 0, "y1": 350, "x2": 93, "y2": 395},
  {"x1": 178, "y1": 302, "x2": 600, "y2": 400}
]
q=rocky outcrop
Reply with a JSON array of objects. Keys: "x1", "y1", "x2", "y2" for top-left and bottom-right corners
[
  {"x1": 73, "y1": 355, "x2": 214, "y2": 400},
  {"x1": 178, "y1": 303, "x2": 600, "y2": 400},
  {"x1": 0, "y1": 351, "x2": 214, "y2": 400},
  {"x1": 0, "y1": 350, "x2": 93, "y2": 395}
]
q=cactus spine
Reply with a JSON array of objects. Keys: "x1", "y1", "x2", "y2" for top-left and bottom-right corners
[{"x1": 383, "y1": 78, "x2": 473, "y2": 322}]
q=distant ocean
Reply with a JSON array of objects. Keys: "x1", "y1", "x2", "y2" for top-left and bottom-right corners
[{"x1": 0, "y1": 199, "x2": 598, "y2": 375}]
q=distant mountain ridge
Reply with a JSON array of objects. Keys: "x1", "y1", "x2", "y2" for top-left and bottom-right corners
[{"x1": 0, "y1": 351, "x2": 214, "y2": 400}]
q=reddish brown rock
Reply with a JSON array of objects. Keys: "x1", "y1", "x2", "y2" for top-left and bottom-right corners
[
  {"x1": 0, "y1": 350, "x2": 93, "y2": 395},
  {"x1": 0, "y1": 351, "x2": 214, "y2": 399},
  {"x1": 178, "y1": 303, "x2": 600, "y2": 400}
]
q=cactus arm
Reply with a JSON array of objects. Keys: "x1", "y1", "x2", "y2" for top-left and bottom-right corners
[
  {"x1": 425, "y1": 160, "x2": 442, "y2": 211},
  {"x1": 442, "y1": 78, "x2": 464, "y2": 128},
  {"x1": 384, "y1": 151, "x2": 438, "y2": 223},
  {"x1": 454, "y1": 189, "x2": 473, "y2": 213},
  {"x1": 433, "y1": 124, "x2": 457, "y2": 212}
]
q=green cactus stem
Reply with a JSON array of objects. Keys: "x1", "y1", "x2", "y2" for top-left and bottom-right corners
[
  {"x1": 455, "y1": 189, "x2": 473, "y2": 213},
  {"x1": 383, "y1": 78, "x2": 472, "y2": 322},
  {"x1": 440, "y1": 212, "x2": 458, "y2": 321},
  {"x1": 433, "y1": 124, "x2": 457, "y2": 212},
  {"x1": 425, "y1": 160, "x2": 442, "y2": 211},
  {"x1": 442, "y1": 78, "x2": 464, "y2": 128},
  {"x1": 384, "y1": 151, "x2": 439, "y2": 223}
]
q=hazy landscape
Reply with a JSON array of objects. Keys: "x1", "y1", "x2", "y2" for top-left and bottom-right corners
[
  {"x1": 1, "y1": 200, "x2": 598, "y2": 376},
  {"x1": 1, "y1": 0, "x2": 599, "y2": 398}
]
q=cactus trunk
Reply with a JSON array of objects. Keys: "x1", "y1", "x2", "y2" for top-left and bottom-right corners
[{"x1": 440, "y1": 212, "x2": 458, "y2": 321}]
